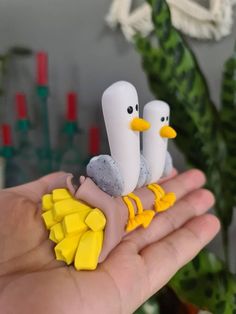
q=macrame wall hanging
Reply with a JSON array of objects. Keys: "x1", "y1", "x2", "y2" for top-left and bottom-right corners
[{"x1": 106, "y1": 0, "x2": 236, "y2": 41}]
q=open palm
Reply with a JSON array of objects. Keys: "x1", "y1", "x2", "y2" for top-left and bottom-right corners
[{"x1": 0, "y1": 169, "x2": 219, "y2": 314}]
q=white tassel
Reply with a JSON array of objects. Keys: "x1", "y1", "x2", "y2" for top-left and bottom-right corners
[
  {"x1": 105, "y1": 0, "x2": 120, "y2": 28},
  {"x1": 106, "y1": 0, "x2": 236, "y2": 42}
]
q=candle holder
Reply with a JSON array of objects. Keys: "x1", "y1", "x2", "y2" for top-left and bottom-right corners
[
  {"x1": 0, "y1": 124, "x2": 24, "y2": 187},
  {"x1": 36, "y1": 52, "x2": 52, "y2": 175},
  {"x1": 59, "y1": 92, "x2": 83, "y2": 173},
  {"x1": 15, "y1": 93, "x2": 39, "y2": 182},
  {"x1": 36, "y1": 85, "x2": 53, "y2": 175}
]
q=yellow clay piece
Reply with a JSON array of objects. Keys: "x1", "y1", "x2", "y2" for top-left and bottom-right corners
[
  {"x1": 53, "y1": 199, "x2": 92, "y2": 221},
  {"x1": 128, "y1": 193, "x2": 143, "y2": 215},
  {"x1": 55, "y1": 235, "x2": 82, "y2": 265},
  {"x1": 154, "y1": 184, "x2": 165, "y2": 198},
  {"x1": 123, "y1": 196, "x2": 135, "y2": 219},
  {"x1": 147, "y1": 184, "x2": 176, "y2": 213},
  {"x1": 135, "y1": 210, "x2": 155, "y2": 228},
  {"x1": 126, "y1": 218, "x2": 139, "y2": 232},
  {"x1": 54, "y1": 248, "x2": 64, "y2": 261},
  {"x1": 49, "y1": 223, "x2": 64, "y2": 243},
  {"x1": 147, "y1": 184, "x2": 165, "y2": 200},
  {"x1": 85, "y1": 208, "x2": 106, "y2": 231},
  {"x1": 42, "y1": 210, "x2": 57, "y2": 229},
  {"x1": 164, "y1": 192, "x2": 176, "y2": 206},
  {"x1": 62, "y1": 213, "x2": 88, "y2": 236},
  {"x1": 124, "y1": 193, "x2": 155, "y2": 232},
  {"x1": 74, "y1": 230, "x2": 103, "y2": 270},
  {"x1": 154, "y1": 200, "x2": 167, "y2": 212},
  {"x1": 127, "y1": 193, "x2": 155, "y2": 228},
  {"x1": 155, "y1": 192, "x2": 176, "y2": 213},
  {"x1": 52, "y1": 188, "x2": 72, "y2": 202},
  {"x1": 41, "y1": 189, "x2": 107, "y2": 271},
  {"x1": 42, "y1": 194, "x2": 53, "y2": 211},
  {"x1": 123, "y1": 195, "x2": 141, "y2": 232}
]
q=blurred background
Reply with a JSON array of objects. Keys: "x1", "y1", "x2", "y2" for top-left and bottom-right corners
[{"x1": 0, "y1": 0, "x2": 235, "y2": 178}]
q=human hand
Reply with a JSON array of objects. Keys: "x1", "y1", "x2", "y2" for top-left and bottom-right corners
[{"x1": 0, "y1": 169, "x2": 220, "y2": 314}]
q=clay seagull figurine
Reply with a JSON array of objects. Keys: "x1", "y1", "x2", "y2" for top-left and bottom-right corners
[
  {"x1": 140, "y1": 100, "x2": 177, "y2": 212},
  {"x1": 87, "y1": 81, "x2": 154, "y2": 231}
]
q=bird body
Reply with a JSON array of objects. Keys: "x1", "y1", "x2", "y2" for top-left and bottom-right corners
[
  {"x1": 87, "y1": 81, "x2": 150, "y2": 197},
  {"x1": 142, "y1": 100, "x2": 176, "y2": 184},
  {"x1": 140, "y1": 100, "x2": 177, "y2": 214},
  {"x1": 102, "y1": 81, "x2": 140, "y2": 195}
]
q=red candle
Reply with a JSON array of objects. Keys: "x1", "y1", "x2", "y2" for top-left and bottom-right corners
[
  {"x1": 2, "y1": 124, "x2": 12, "y2": 146},
  {"x1": 89, "y1": 126, "x2": 100, "y2": 156},
  {"x1": 67, "y1": 92, "x2": 77, "y2": 121},
  {"x1": 16, "y1": 93, "x2": 28, "y2": 119},
  {"x1": 36, "y1": 52, "x2": 48, "y2": 86}
]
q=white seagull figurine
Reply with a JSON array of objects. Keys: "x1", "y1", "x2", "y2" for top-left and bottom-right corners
[
  {"x1": 141, "y1": 100, "x2": 177, "y2": 212},
  {"x1": 87, "y1": 81, "x2": 154, "y2": 231}
]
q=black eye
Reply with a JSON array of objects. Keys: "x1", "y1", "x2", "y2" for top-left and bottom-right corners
[
  {"x1": 166, "y1": 116, "x2": 169, "y2": 121},
  {"x1": 135, "y1": 104, "x2": 138, "y2": 111},
  {"x1": 127, "y1": 106, "x2": 133, "y2": 114},
  {"x1": 161, "y1": 117, "x2": 165, "y2": 122}
]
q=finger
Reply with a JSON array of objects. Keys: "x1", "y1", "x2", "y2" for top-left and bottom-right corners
[
  {"x1": 100, "y1": 169, "x2": 207, "y2": 262},
  {"x1": 124, "y1": 188, "x2": 215, "y2": 251},
  {"x1": 141, "y1": 214, "x2": 220, "y2": 297},
  {"x1": 158, "y1": 168, "x2": 178, "y2": 184},
  {"x1": 161, "y1": 168, "x2": 206, "y2": 200},
  {"x1": 6, "y1": 172, "x2": 70, "y2": 203}
]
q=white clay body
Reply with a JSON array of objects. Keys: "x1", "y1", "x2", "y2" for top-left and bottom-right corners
[
  {"x1": 143, "y1": 101, "x2": 170, "y2": 183},
  {"x1": 102, "y1": 81, "x2": 141, "y2": 195}
]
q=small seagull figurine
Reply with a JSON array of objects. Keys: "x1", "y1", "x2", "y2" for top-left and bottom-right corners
[
  {"x1": 141, "y1": 100, "x2": 177, "y2": 212},
  {"x1": 87, "y1": 81, "x2": 154, "y2": 231}
]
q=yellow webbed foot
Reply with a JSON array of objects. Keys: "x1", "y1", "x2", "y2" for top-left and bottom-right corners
[
  {"x1": 123, "y1": 193, "x2": 155, "y2": 231},
  {"x1": 147, "y1": 184, "x2": 165, "y2": 200},
  {"x1": 123, "y1": 195, "x2": 141, "y2": 232},
  {"x1": 135, "y1": 210, "x2": 155, "y2": 228},
  {"x1": 163, "y1": 192, "x2": 176, "y2": 206},
  {"x1": 155, "y1": 192, "x2": 176, "y2": 213},
  {"x1": 147, "y1": 184, "x2": 176, "y2": 213},
  {"x1": 126, "y1": 218, "x2": 140, "y2": 232}
]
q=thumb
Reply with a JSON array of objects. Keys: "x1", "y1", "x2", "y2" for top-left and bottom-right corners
[{"x1": 6, "y1": 172, "x2": 72, "y2": 203}]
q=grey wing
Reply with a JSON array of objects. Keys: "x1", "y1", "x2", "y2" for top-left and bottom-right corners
[
  {"x1": 136, "y1": 154, "x2": 151, "y2": 189},
  {"x1": 86, "y1": 155, "x2": 124, "y2": 197},
  {"x1": 162, "y1": 151, "x2": 173, "y2": 178}
]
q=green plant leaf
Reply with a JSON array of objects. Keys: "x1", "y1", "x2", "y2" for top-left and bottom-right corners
[
  {"x1": 220, "y1": 45, "x2": 236, "y2": 204},
  {"x1": 170, "y1": 250, "x2": 236, "y2": 314},
  {"x1": 134, "y1": 0, "x2": 235, "y2": 244}
]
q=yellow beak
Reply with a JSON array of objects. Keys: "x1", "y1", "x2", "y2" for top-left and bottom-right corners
[
  {"x1": 160, "y1": 125, "x2": 177, "y2": 138},
  {"x1": 130, "y1": 117, "x2": 150, "y2": 131}
]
